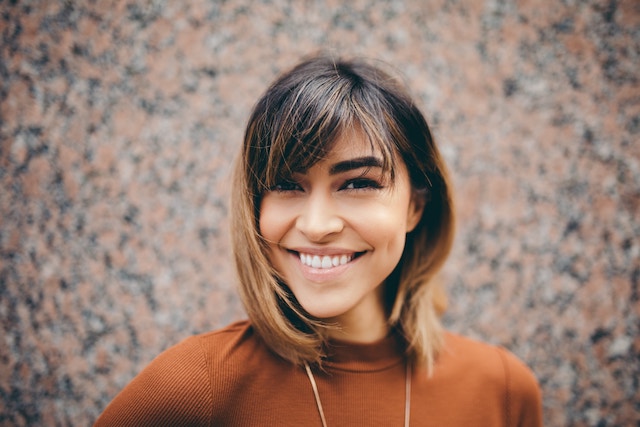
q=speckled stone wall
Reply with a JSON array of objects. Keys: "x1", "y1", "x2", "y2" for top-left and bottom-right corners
[{"x1": 1, "y1": 1, "x2": 638, "y2": 425}]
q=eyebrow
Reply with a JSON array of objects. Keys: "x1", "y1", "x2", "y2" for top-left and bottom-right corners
[{"x1": 329, "y1": 156, "x2": 384, "y2": 175}]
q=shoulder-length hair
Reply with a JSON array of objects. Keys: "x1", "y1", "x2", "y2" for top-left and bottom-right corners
[{"x1": 231, "y1": 54, "x2": 454, "y2": 373}]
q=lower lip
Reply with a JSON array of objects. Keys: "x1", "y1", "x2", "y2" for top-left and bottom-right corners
[{"x1": 294, "y1": 253, "x2": 360, "y2": 283}]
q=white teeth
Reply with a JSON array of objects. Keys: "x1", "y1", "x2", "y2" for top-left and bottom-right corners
[
  {"x1": 321, "y1": 256, "x2": 332, "y2": 268},
  {"x1": 298, "y1": 253, "x2": 353, "y2": 269}
]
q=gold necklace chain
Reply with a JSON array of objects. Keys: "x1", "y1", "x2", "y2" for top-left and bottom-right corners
[{"x1": 304, "y1": 361, "x2": 412, "y2": 427}]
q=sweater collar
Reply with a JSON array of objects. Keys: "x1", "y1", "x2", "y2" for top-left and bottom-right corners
[{"x1": 322, "y1": 332, "x2": 406, "y2": 372}]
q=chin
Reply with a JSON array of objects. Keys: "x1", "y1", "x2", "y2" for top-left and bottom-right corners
[
  {"x1": 298, "y1": 301, "x2": 350, "y2": 321},
  {"x1": 304, "y1": 308, "x2": 347, "y2": 321}
]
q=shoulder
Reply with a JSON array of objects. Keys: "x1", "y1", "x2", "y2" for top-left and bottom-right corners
[
  {"x1": 134, "y1": 319, "x2": 260, "y2": 387},
  {"x1": 192, "y1": 319, "x2": 260, "y2": 357},
  {"x1": 438, "y1": 332, "x2": 543, "y2": 425},
  {"x1": 190, "y1": 320, "x2": 276, "y2": 376},
  {"x1": 442, "y1": 332, "x2": 539, "y2": 389},
  {"x1": 95, "y1": 320, "x2": 261, "y2": 426}
]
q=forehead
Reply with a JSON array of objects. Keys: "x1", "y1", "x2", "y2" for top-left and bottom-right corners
[{"x1": 324, "y1": 128, "x2": 382, "y2": 161}]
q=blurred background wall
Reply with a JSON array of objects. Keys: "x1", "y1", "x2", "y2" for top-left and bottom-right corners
[{"x1": 1, "y1": 0, "x2": 638, "y2": 425}]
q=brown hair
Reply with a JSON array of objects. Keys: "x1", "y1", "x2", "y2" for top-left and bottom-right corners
[{"x1": 231, "y1": 55, "x2": 454, "y2": 373}]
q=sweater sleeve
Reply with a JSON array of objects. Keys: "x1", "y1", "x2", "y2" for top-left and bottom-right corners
[
  {"x1": 94, "y1": 336, "x2": 213, "y2": 427},
  {"x1": 498, "y1": 347, "x2": 543, "y2": 427}
]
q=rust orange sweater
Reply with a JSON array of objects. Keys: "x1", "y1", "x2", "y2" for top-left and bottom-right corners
[{"x1": 95, "y1": 321, "x2": 542, "y2": 426}]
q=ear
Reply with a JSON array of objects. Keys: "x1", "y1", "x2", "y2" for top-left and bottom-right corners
[{"x1": 406, "y1": 191, "x2": 426, "y2": 232}]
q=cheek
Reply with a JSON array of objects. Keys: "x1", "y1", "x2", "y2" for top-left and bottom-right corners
[
  {"x1": 351, "y1": 209, "x2": 409, "y2": 255},
  {"x1": 353, "y1": 198, "x2": 411, "y2": 235},
  {"x1": 359, "y1": 198, "x2": 413, "y2": 257},
  {"x1": 258, "y1": 198, "x2": 288, "y2": 244},
  {"x1": 258, "y1": 207, "x2": 274, "y2": 242}
]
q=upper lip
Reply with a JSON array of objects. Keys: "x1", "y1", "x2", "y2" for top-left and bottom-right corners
[{"x1": 286, "y1": 247, "x2": 362, "y2": 256}]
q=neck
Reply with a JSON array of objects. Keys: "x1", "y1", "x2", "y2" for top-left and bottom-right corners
[
  {"x1": 325, "y1": 288, "x2": 389, "y2": 343},
  {"x1": 327, "y1": 320, "x2": 388, "y2": 343}
]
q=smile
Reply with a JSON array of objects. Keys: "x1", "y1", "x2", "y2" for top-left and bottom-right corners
[{"x1": 296, "y1": 252, "x2": 363, "y2": 269}]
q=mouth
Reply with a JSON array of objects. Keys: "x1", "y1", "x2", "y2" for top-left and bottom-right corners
[{"x1": 291, "y1": 251, "x2": 365, "y2": 269}]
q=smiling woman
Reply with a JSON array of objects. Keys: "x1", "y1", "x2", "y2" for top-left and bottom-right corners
[
  {"x1": 259, "y1": 131, "x2": 422, "y2": 339},
  {"x1": 94, "y1": 55, "x2": 543, "y2": 426}
]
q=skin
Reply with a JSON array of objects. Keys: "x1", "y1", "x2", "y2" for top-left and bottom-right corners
[{"x1": 260, "y1": 131, "x2": 424, "y2": 343}]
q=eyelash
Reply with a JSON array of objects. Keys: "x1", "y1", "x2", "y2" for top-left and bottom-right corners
[
  {"x1": 270, "y1": 181, "x2": 302, "y2": 192},
  {"x1": 341, "y1": 178, "x2": 383, "y2": 191},
  {"x1": 270, "y1": 178, "x2": 383, "y2": 193}
]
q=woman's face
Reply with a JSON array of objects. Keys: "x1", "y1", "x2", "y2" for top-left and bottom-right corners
[{"x1": 259, "y1": 131, "x2": 423, "y2": 340}]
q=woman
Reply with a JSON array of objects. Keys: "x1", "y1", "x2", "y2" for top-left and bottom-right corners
[{"x1": 95, "y1": 55, "x2": 542, "y2": 426}]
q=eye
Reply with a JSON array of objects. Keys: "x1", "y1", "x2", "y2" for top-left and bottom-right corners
[
  {"x1": 341, "y1": 178, "x2": 383, "y2": 191},
  {"x1": 270, "y1": 180, "x2": 303, "y2": 192}
]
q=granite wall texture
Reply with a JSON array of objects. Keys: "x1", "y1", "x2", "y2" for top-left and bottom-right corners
[{"x1": 1, "y1": 0, "x2": 638, "y2": 425}]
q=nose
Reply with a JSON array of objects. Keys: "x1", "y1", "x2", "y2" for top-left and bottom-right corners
[{"x1": 295, "y1": 191, "x2": 344, "y2": 242}]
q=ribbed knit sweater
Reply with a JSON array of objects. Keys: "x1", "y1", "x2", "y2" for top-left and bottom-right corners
[{"x1": 94, "y1": 320, "x2": 542, "y2": 426}]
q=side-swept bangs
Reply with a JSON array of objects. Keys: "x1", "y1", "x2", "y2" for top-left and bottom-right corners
[
  {"x1": 232, "y1": 55, "x2": 455, "y2": 371},
  {"x1": 246, "y1": 58, "x2": 418, "y2": 196}
]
